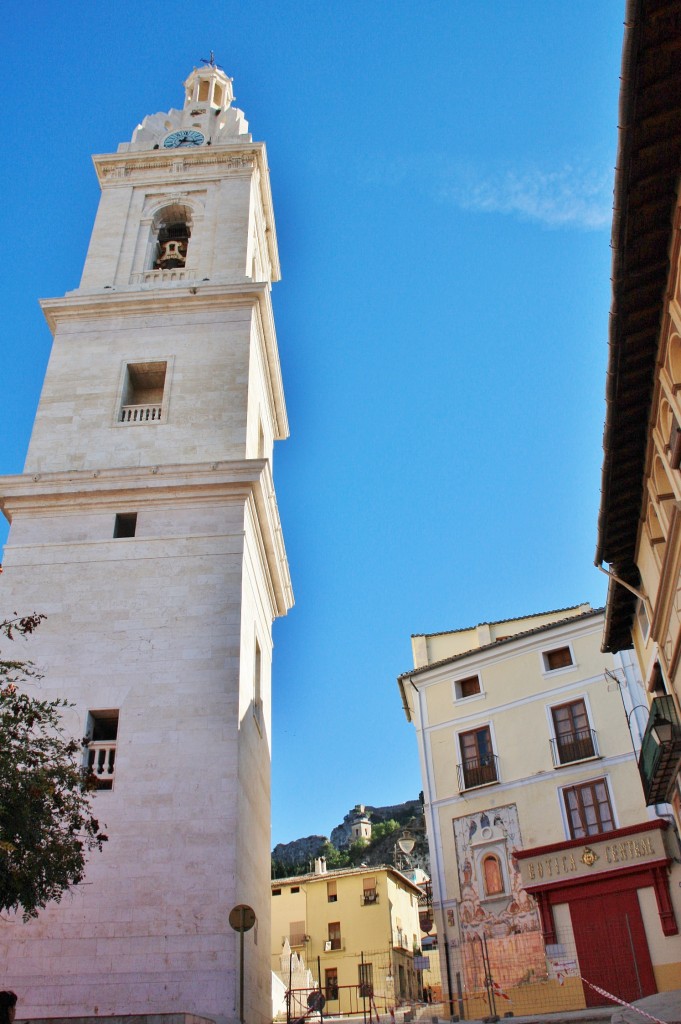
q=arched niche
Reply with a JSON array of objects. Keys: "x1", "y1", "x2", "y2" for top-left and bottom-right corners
[
  {"x1": 646, "y1": 499, "x2": 666, "y2": 547},
  {"x1": 652, "y1": 453, "x2": 675, "y2": 506}
]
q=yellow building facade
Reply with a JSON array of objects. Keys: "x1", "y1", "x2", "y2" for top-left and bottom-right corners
[
  {"x1": 398, "y1": 605, "x2": 681, "y2": 1014},
  {"x1": 271, "y1": 863, "x2": 425, "y2": 1016}
]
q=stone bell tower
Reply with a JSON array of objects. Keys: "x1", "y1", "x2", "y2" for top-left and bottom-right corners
[{"x1": 0, "y1": 61, "x2": 292, "y2": 1024}]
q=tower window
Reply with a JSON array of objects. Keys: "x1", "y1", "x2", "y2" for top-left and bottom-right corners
[
  {"x1": 150, "y1": 204, "x2": 193, "y2": 271},
  {"x1": 114, "y1": 513, "x2": 137, "y2": 538},
  {"x1": 85, "y1": 710, "x2": 119, "y2": 791},
  {"x1": 120, "y1": 361, "x2": 167, "y2": 423}
]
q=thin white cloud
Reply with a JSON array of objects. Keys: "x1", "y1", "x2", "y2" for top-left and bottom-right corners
[{"x1": 439, "y1": 163, "x2": 612, "y2": 230}]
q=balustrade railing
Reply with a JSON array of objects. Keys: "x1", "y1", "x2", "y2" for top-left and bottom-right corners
[
  {"x1": 130, "y1": 268, "x2": 196, "y2": 285},
  {"x1": 457, "y1": 754, "x2": 499, "y2": 790},
  {"x1": 550, "y1": 727, "x2": 598, "y2": 766},
  {"x1": 87, "y1": 741, "x2": 116, "y2": 790},
  {"x1": 120, "y1": 404, "x2": 163, "y2": 423}
]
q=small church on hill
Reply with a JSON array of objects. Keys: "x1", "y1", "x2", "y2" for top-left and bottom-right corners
[{"x1": 0, "y1": 59, "x2": 292, "y2": 1024}]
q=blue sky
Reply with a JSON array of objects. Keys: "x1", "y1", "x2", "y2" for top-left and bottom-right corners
[{"x1": 3, "y1": 2, "x2": 623, "y2": 846}]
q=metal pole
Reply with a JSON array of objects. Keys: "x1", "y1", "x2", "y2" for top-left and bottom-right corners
[
  {"x1": 361, "y1": 950, "x2": 367, "y2": 1024},
  {"x1": 239, "y1": 907, "x2": 245, "y2": 1024},
  {"x1": 318, "y1": 955, "x2": 324, "y2": 1022},
  {"x1": 288, "y1": 951, "x2": 293, "y2": 1024}
]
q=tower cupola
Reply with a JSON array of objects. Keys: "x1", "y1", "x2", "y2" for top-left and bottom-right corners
[{"x1": 184, "y1": 59, "x2": 234, "y2": 112}]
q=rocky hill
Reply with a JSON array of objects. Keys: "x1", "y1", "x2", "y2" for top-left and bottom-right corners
[{"x1": 272, "y1": 798, "x2": 428, "y2": 875}]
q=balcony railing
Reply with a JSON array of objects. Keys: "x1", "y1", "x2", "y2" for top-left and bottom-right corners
[
  {"x1": 87, "y1": 741, "x2": 116, "y2": 790},
  {"x1": 120, "y1": 404, "x2": 163, "y2": 423},
  {"x1": 361, "y1": 891, "x2": 378, "y2": 905},
  {"x1": 458, "y1": 753, "x2": 499, "y2": 790},
  {"x1": 638, "y1": 695, "x2": 681, "y2": 805},
  {"x1": 550, "y1": 727, "x2": 598, "y2": 766},
  {"x1": 288, "y1": 932, "x2": 308, "y2": 947}
]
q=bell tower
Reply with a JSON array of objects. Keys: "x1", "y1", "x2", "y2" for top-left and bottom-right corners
[{"x1": 0, "y1": 62, "x2": 293, "y2": 1024}]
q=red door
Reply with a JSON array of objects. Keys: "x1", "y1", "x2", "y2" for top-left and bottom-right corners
[{"x1": 569, "y1": 889, "x2": 657, "y2": 1006}]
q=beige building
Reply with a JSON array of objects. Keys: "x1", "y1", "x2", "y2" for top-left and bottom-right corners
[
  {"x1": 398, "y1": 605, "x2": 681, "y2": 1013},
  {"x1": 596, "y1": 2, "x2": 681, "y2": 831},
  {"x1": 271, "y1": 862, "x2": 425, "y2": 1016},
  {"x1": 0, "y1": 62, "x2": 292, "y2": 1024}
]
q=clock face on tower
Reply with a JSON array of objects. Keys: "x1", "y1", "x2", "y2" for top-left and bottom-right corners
[{"x1": 163, "y1": 129, "x2": 205, "y2": 149}]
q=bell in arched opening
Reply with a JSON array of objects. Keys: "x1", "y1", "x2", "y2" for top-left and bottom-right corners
[{"x1": 154, "y1": 219, "x2": 190, "y2": 269}]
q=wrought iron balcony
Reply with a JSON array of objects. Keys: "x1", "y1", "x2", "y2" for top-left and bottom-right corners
[
  {"x1": 457, "y1": 753, "x2": 499, "y2": 790},
  {"x1": 638, "y1": 695, "x2": 681, "y2": 805},
  {"x1": 550, "y1": 727, "x2": 599, "y2": 766}
]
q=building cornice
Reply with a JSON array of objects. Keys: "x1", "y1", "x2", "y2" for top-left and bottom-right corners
[{"x1": 0, "y1": 460, "x2": 293, "y2": 617}]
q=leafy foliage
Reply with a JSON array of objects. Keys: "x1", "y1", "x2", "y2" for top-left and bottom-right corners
[{"x1": 0, "y1": 614, "x2": 107, "y2": 920}]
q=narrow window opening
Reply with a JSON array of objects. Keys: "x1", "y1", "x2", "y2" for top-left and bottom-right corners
[
  {"x1": 328, "y1": 921, "x2": 341, "y2": 950},
  {"x1": 325, "y1": 968, "x2": 338, "y2": 1002},
  {"x1": 120, "y1": 361, "x2": 167, "y2": 423},
  {"x1": 358, "y1": 962, "x2": 374, "y2": 997},
  {"x1": 198, "y1": 79, "x2": 210, "y2": 101},
  {"x1": 114, "y1": 513, "x2": 137, "y2": 538},
  {"x1": 85, "y1": 710, "x2": 119, "y2": 790}
]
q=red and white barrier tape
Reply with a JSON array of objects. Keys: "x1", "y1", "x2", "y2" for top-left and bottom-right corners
[{"x1": 578, "y1": 976, "x2": 669, "y2": 1024}]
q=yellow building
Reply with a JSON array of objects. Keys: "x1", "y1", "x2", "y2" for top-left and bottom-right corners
[
  {"x1": 398, "y1": 605, "x2": 681, "y2": 1015},
  {"x1": 271, "y1": 861, "x2": 425, "y2": 1016},
  {"x1": 596, "y1": 2, "x2": 681, "y2": 829}
]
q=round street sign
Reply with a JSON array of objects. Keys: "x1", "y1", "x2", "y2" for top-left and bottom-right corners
[
  {"x1": 307, "y1": 991, "x2": 326, "y2": 1012},
  {"x1": 229, "y1": 904, "x2": 256, "y2": 932}
]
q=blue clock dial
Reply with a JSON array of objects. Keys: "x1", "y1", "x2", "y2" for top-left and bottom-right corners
[{"x1": 163, "y1": 129, "x2": 205, "y2": 149}]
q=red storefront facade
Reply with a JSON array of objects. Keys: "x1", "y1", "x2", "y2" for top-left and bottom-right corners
[{"x1": 514, "y1": 821, "x2": 678, "y2": 1005}]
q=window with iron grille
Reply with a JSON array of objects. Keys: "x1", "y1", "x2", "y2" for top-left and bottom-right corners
[
  {"x1": 358, "y1": 963, "x2": 374, "y2": 998},
  {"x1": 551, "y1": 699, "x2": 595, "y2": 763},
  {"x1": 459, "y1": 726, "x2": 497, "y2": 787}
]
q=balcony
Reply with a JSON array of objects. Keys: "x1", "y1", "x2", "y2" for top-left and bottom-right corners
[
  {"x1": 361, "y1": 890, "x2": 378, "y2": 905},
  {"x1": 458, "y1": 753, "x2": 499, "y2": 790},
  {"x1": 288, "y1": 932, "x2": 308, "y2": 947},
  {"x1": 638, "y1": 695, "x2": 681, "y2": 805},
  {"x1": 550, "y1": 727, "x2": 599, "y2": 766}
]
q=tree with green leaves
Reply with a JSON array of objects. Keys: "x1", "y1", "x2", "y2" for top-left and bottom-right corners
[{"x1": 0, "y1": 614, "x2": 107, "y2": 920}]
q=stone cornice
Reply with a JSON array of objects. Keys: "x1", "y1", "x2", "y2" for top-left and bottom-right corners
[
  {"x1": 0, "y1": 460, "x2": 293, "y2": 618},
  {"x1": 39, "y1": 285, "x2": 289, "y2": 441},
  {"x1": 92, "y1": 141, "x2": 280, "y2": 280}
]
